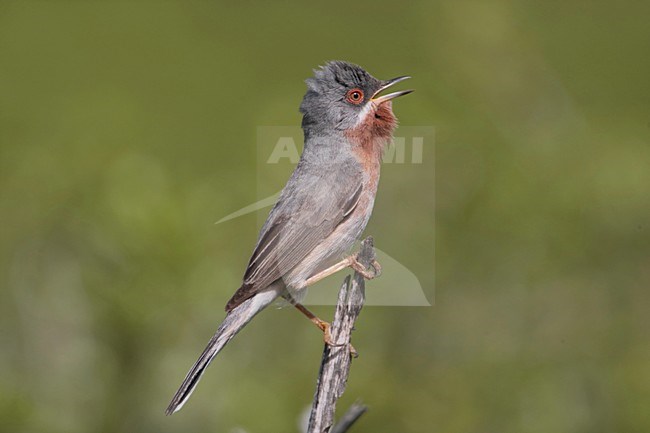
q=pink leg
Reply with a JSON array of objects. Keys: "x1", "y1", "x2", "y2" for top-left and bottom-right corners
[{"x1": 303, "y1": 254, "x2": 381, "y2": 287}]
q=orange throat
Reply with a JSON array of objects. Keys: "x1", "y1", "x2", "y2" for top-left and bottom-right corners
[{"x1": 346, "y1": 101, "x2": 398, "y2": 163}]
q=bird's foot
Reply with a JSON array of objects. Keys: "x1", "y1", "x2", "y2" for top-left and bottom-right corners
[
  {"x1": 350, "y1": 256, "x2": 382, "y2": 280},
  {"x1": 291, "y1": 301, "x2": 358, "y2": 357},
  {"x1": 318, "y1": 320, "x2": 357, "y2": 357}
]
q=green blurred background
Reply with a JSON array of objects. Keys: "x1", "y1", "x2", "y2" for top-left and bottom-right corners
[{"x1": 1, "y1": 1, "x2": 649, "y2": 432}]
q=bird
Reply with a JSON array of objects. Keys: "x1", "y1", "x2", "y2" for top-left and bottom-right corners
[{"x1": 166, "y1": 60, "x2": 413, "y2": 415}]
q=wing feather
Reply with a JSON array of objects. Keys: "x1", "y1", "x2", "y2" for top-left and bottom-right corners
[{"x1": 226, "y1": 162, "x2": 363, "y2": 312}]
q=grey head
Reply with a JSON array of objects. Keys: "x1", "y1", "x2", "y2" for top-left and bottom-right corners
[{"x1": 299, "y1": 60, "x2": 412, "y2": 138}]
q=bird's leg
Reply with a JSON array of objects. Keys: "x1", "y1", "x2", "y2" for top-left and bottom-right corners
[
  {"x1": 293, "y1": 302, "x2": 334, "y2": 344},
  {"x1": 303, "y1": 257, "x2": 354, "y2": 287},
  {"x1": 291, "y1": 301, "x2": 357, "y2": 357},
  {"x1": 303, "y1": 254, "x2": 382, "y2": 287}
]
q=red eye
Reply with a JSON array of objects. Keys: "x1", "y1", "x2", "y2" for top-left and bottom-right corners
[{"x1": 345, "y1": 88, "x2": 364, "y2": 104}]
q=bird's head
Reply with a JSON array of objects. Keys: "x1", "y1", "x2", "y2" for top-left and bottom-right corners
[{"x1": 300, "y1": 61, "x2": 413, "y2": 142}]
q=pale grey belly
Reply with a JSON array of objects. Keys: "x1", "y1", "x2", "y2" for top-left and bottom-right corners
[{"x1": 282, "y1": 192, "x2": 375, "y2": 295}]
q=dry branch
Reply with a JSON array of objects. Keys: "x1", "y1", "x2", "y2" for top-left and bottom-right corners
[{"x1": 306, "y1": 237, "x2": 375, "y2": 433}]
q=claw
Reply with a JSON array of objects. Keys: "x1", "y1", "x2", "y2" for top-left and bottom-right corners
[
  {"x1": 350, "y1": 256, "x2": 381, "y2": 280},
  {"x1": 319, "y1": 321, "x2": 357, "y2": 356},
  {"x1": 370, "y1": 259, "x2": 382, "y2": 278},
  {"x1": 320, "y1": 321, "x2": 336, "y2": 346}
]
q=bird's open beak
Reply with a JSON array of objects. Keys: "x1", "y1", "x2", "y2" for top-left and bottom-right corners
[{"x1": 371, "y1": 76, "x2": 414, "y2": 104}]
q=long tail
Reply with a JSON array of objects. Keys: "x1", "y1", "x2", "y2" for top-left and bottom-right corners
[{"x1": 165, "y1": 289, "x2": 279, "y2": 415}]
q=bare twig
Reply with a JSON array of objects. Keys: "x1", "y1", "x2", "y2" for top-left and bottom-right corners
[
  {"x1": 330, "y1": 403, "x2": 368, "y2": 433},
  {"x1": 306, "y1": 237, "x2": 375, "y2": 433}
]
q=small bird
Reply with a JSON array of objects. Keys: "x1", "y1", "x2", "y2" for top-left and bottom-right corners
[{"x1": 166, "y1": 61, "x2": 412, "y2": 414}]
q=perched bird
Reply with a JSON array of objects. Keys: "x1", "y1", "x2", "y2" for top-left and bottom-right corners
[{"x1": 166, "y1": 61, "x2": 412, "y2": 414}]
